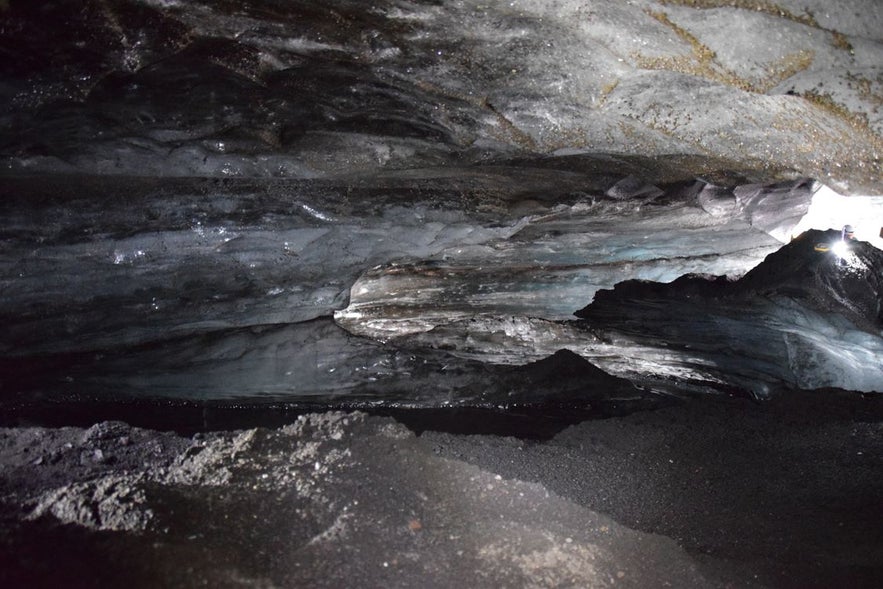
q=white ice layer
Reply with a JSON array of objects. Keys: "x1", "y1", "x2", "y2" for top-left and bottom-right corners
[
  {"x1": 4, "y1": 175, "x2": 879, "y2": 398},
  {"x1": 0, "y1": 193, "x2": 530, "y2": 355},
  {"x1": 336, "y1": 199, "x2": 784, "y2": 338},
  {"x1": 781, "y1": 301, "x2": 883, "y2": 392}
]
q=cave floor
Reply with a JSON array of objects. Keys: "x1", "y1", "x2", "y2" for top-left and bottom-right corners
[{"x1": 1, "y1": 392, "x2": 881, "y2": 589}]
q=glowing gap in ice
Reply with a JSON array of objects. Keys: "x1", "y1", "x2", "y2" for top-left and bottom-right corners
[{"x1": 790, "y1": 184, "x2": 883, "y2": 249}]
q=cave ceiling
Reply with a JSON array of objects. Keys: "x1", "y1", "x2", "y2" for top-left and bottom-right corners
[{"x1": 1, "y1": 0, "x2": 881, "y2": 191}]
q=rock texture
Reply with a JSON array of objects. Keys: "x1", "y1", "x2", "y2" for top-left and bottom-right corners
[
  {"x1": 2, "y1": 399, "x2": 882, "y2": 588},
  {"x1": 0, "y1": 412, "x2": 716, "y2": 588},
  {"x1": 1, "y1": 0, "x2": 881, "y2": 192}
]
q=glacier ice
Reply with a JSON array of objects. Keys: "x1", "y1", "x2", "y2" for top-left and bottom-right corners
[{"x1": 4, "y1": 170, "x2": 881, "y2": 404}]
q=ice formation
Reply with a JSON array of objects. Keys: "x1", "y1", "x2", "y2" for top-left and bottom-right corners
[{"x1": 1, "y1": 0, "x2": 882, "y2": 408}]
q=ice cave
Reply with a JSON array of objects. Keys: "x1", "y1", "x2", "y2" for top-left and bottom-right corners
[{"x1": 1, "y1": 1, "x2": 882, "y2": 587}]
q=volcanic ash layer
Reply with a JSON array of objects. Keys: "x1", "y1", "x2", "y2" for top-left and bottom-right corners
[{"x1": 2, "y1": 396, "x2": 882, "y2": 589}]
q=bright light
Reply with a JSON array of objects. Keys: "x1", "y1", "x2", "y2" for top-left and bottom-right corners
[
  {"x1": 831, "y1": 239, "x2": 850, "y2": 260},
  {"x1": 789, "y1": 183, "x2": 883, "y2": 249}
]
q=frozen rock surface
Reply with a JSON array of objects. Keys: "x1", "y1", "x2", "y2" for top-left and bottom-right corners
[{"x1": 1, "y1": 0, "x2": 881, "y2": 192}]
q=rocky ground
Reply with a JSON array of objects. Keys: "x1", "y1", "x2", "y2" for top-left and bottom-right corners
[{"x1": 2, "y1": 393, "x2": 881, "y2": 588}]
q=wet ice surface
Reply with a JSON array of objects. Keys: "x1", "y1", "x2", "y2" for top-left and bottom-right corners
[
  {"x1": 2, "y1": 0, "x2": 883, "y2": 407},
  {"x1": 0, "y1": 172, "x2": 752, "y2": 399},
  {"x1": 2, "y1": 172, "x2": 881, "y2": 407},
  {"x1": 336, "y1": 190, "x2": 784, "y2": 338},
  {"x1": 589, "y1": 230, "x2": 883, "y2": 392},
  {"x1": 397, "y1": 230, "x2": 883, "y2": 396},
  {"x1": 1, "y1": 170, "x2": 577, "y2": 355}
]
